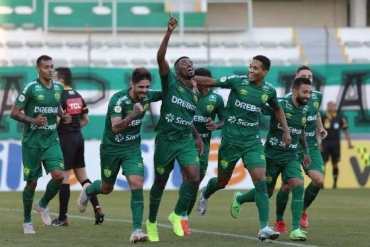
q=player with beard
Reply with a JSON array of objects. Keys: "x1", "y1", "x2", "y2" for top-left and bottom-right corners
[
  {"x1": 145, "y1": 16, "x2": 203, "y2": 242},
  {"x1": 230, "y1": 77, "x2": 312, "y2": 241},
  {"x1": 274, "y1": 66, "x2": 328, "y2": 233},
  {"x1": 77, "y1": 67, "x2": 162, "y2": 243},
  {"x1": 193, "y1": 55, "x2": 291, "y2": 241}
]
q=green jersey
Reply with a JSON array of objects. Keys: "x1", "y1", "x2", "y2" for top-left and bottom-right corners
[
  {"x1": 155, "y1": 71, "x2": 200, "y2": 140},
  {"x1": 264, "y1": 98, "x2": 309, "y2": 161},
  {"x1": 101, "y1": 89, "x2": 162, "y2": 154},
  {"x1": 14, "y1": 79, "x2": 63, "y2": 148},
  {"x1": 193, "y1": 90, "x2": 225, "y2": 145},
  {"x1": 285, "y1": 91, "x2": 323, "y2": 149},
  {"x1": 215, "y1": 75, "x2": 279, "y2": 145}
]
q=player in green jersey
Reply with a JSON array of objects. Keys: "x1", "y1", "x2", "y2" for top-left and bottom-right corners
[
  {"x1": 10, "y1": 55, "x2": 72, "y2": 234},
  {"x1": 230, "y1": 77, "x2": 312, "y2": 241},
  {"x1": 180, "y1": 68, "x2": 225, "y2": 235},
  {"x1": 145, "y1": 16, "x2": 203, "y2": 242},
  {"x1": 77, "y1": 67, "x2": 162, "y2": 243},
  {"x1": 193, "y1": 55, "x2": 292, "y2": 241},
  {"x1": 274, "y1": 66, "x2": 328, "y2": 233}
]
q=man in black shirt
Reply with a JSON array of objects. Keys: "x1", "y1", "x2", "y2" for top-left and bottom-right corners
[
  {"x1": 320, "y1": 101, "x2": 353, "y2": 189},
  {"x1": 53, "y1": 67, "x2": 105, "y2": 225}
]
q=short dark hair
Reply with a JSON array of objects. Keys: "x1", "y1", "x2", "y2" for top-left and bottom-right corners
[
  {"x1": 296, "y1": 65, "x2": 312, "y2": 75},
  {"x1": 292, "y1": 77, "x2": 312, "y2": 89},
  {"x1": 36, "y1": 55, "x2": 52, "y2": 67},
  {"x1": 131, "y1": 67, "x2": 152, "y2": 84},
  {"x1": 174, "y1": 56, "x2": 189, "y2": 69},
  {"x1": 253, "y1": 55, "x2": 271, "y2": 71},
  {"x1": 194, "y1": 68, "x2": 212, "y2": 78},
  {"x1": 55, "y1": 67, "x2": 72, "y2": 86}
]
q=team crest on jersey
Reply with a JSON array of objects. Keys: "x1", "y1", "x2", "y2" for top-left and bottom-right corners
[
  {"x1": 114, "y1": 106, "x2": 122, "y2": 113},
  {"x1": 221, "y1": 160, "x2": 228, "y2": 169},
  {"x1": 104, "y1": 169, "x2": 112, "y2": 178},
  {"x1": 156, "y1": 166, "x2": 165, "y2": 175},
  {"x1": 54, "y1": 93, "x2": 61, "y2": 100},
  {"x1": 143, "y1": 103, "x2": 149, "y2": 110},
  {"x1": 302, "y1": 116, "x2": 307, "y2": 125},
  {"x1": 285, "y1": 113, "x2": 292, "y2": 119},
  {"x1": 240, "y1": 89, "x2": 248, "y2": 95},
  {"x1": 209, "y1": 95, "x2": 217, "y2": 102},
  {"x1": 178, "y1": 86, "x2": 185, "y2": 93},
  {"x1": 313, "y1": 101, "x2": 319, "y2": 109},
  {"x1": 18, "y1": 94, "x2": 25, "y2": 102},
  {"x1": 206, "y1": 105, "x2": 214, "y2": 111},
  {"x1": 37, "y1": 94, "x2": 45, "y2": 101},
  {"x1": 261, "y1": 94, "x2": 268, "y2": 103},
  {"x1": 193, "y1": 95, "x2": 198, "y2": 103},
  {"x1": 23, "y1": 167, "x2": 30, "y2": 175}
]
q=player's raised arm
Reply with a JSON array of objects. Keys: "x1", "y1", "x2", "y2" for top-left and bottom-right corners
[
  {"x1": 192, "y1": 76, "x2": 217, "y2": 87},
  {"x1": 157, "y1": 15, "x2": 177, "y2": 77}
]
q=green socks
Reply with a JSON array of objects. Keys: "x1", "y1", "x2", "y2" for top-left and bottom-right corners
[
  {"x1": 39, "y1": 179, "x2": 61, "y2": 208},
  {"x1": 86, "y1": 180, "x2": 102, "y2": 196},
  {"x1": 237, "y1": 189, "x2": 256, "y2": 204},
  {"x1": 175, "y1": 182, "x2": 197, "y2": 216},
  {"x1": 255, "y1": 180, "x2": 269, "y2": 229},
  {"x1": 23, "y1": 186, "x2": 35, "y2": 223},
  {"x1": 291, "y1": 185, "x2": 304, "y2": 230},
  {"x1": 131, "y1": 189, "x2": 144, "y2": 231},
  {"x1": 276, "y1": 188, "x2": 289, "y2": 221},
  {"x1": 148, "y1": 184, "x2": 164, "y2": 223},
  {"x1": 203, "y1": 177, "x2": 218, "y2": 199}
]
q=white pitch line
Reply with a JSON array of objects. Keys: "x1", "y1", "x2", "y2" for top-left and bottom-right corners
[{"x1": 1, "y1": 208, "x2": 318, "y2": 247}]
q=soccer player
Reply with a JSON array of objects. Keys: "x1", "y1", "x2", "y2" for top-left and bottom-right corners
[
  {"x1": 145, "y1": 16, "x2": 203, "y2": 242},
  {"x1": 77, "y1": 67, "x2": 162, "y2": 243},
  {"x1": 10, "y1": 55, "x2": 71, "y2": 234},
  {"x1": 274, "y1": 66, "x2": 327, "y2": 233},
  {"x1": 51, "y1": 67, "x2": 105, "y2": 226},
  {"x1": 193, "y1": 55, "x2": 291, "y2": 241},
  {"x1": 321, "y1": 101, "x2": 353, "y2": 189},
  {"x1": 180, "y1": 68, "x2": 225, "y2": 235},
  {"x1": 230, "y1": 77, "x2": 312, "y2": 241}
]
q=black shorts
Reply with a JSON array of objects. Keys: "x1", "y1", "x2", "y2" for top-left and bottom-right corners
[
  {"x1": 59, "y1": 132, "x2": 85, "y2": 170},
  {"x1": 321, "y1": 140, "x2": 340, "y2": 163}
]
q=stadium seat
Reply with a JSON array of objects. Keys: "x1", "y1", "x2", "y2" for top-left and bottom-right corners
[
  {"x1": 125, "y1": 41, "x2": 142, "y2": 48},
  {"x1": 46, "y1": 40, "x2": 64, "y2": 48},
  {"x1": 66, "y1": 41, "x2": 85, "y2": 48},
  {"x1": 21, "y1": 23, "x2": 37, "y2": 31},
  {"x1": 209, "y1": 58, "x2": 227, "y2": 66},
  {"x1": 6, "y1": 41, "x2": 23, "y2": 48},
  {"x1": 111, "y1": 59, "x2": 129, "y2": 66},
  {"x1": 26, "y1": 40, "x2": 44, "y2": 48},
  {"x1": 260, "y1": 41, "x2": 279, "y2": 48},
  {"x1": 71, "y1": 59, "x2": 89, "y2": 67},
  {"x1": 144, "y1": 41, "x2": 161, "y2": 48},
  {"x1": 279, "y1": 40, "x2": 297, "y2": 48},
  {"x1": 363, "y1": 41, "x2": 370, "y2": 47},
  {"x1": 90, "y1": 59, "x2": 109, "y2": 67},
  {"x1": 53, "y1": 59, "x2": 69, "y2": 67},
  {"x1": 105, "y1": 40, "x2": 122, "y2": 48},
  {"x1": 192, "y1": 58, "x2": 208, "y2": 66},
  {"x1": 344, "y1": 41, "x2": 363, "y2": 48},
  {"x1": 241, "y1": 41, "x2": 259, "y2": 48},
  {"x1": 183, "y1": 41, "x2": 202, "y2": 48},
  {"x1": 131, "y1": 58, "x2": 148, "y2": 66},
  {"x1": 228, "y1": 58, "x2": 247, "y2": 66},
  {"x1": 88, "y1": 41, "x2": 104, "y2": 49},
  {"x1": 221, "y1": 41, "x2": 240, "y2": 48},
  {"x1": 203, "y1": 41, "x2": 221, "y2": 48},
  {"x1": 11, "y1": 59, "x2": 28, "y2": 66},
  {"x1": 1, "y1": 23, "x2": 17, "y2": 30},
  {"x1": 351, "y1": 58, "x2": 370, "y2": 64},
  {"x1": 286, "y1": 58, "x2": 304, "y2": 65}
]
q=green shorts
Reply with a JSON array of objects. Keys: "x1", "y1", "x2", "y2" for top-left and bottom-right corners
[
  {"x1": 154, "y1": 134, "x2": 200, "y2": 177},
  {"x1": 298, "y1": 148, "x2": 325, "y2": 175},
  {"x1": 22, "y1": 143, "x2": 64, "y2": 181},
  {"x1": 100, "y1": 147, "x2": 144, "y2": 184},
  {"x1": 217, "y1": 139, "x2": 266, "y2": 174},
  {"x1": 265, "y1": 158, "x2": 304, "y2": 189},
  {"x1": 199, "y1": 141, "x2": 210, "y2": 177}
]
